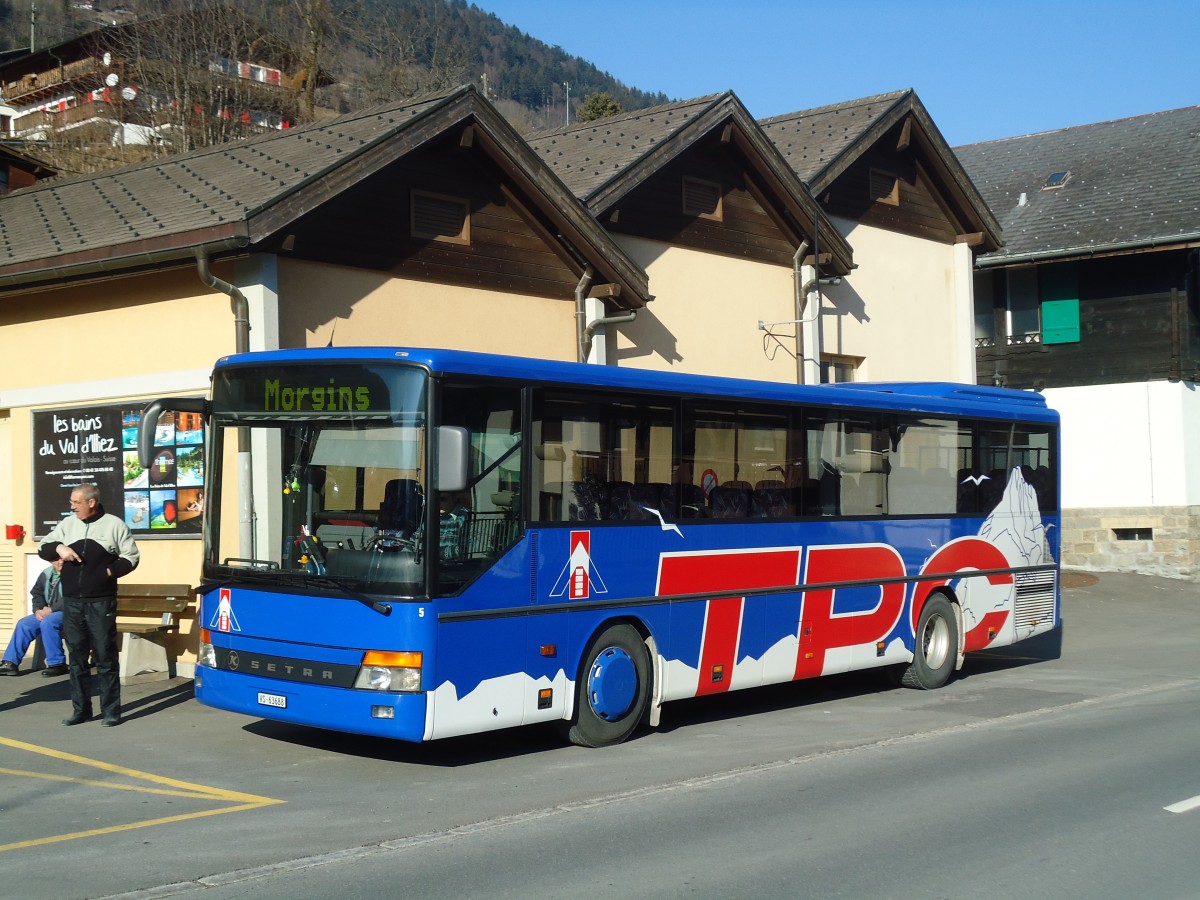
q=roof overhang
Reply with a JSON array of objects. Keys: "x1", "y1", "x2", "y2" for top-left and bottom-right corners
[
  {"x1": 804, "y1": 92, "x2": 1003, "y2": 254},
  {"x1": 0, "y1": 85, "x2": 653, "y2": 307},
  {"x1": 582, "y1": 93, "x2": 853, "y2": 276}
]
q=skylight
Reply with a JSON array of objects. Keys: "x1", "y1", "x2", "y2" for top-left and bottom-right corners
[{"x1": 1042, "y1": 171, "x2": 1072, "y2": 191}]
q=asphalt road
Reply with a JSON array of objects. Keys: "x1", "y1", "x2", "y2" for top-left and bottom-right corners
[{"x1": 2, "y1": 571, "x2": 1199, "y2": 899}]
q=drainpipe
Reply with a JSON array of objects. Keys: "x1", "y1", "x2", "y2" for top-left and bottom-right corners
[
  {"x1": 792, "y1": 240, "x2": 809, "y2": 384},
  {"x1": 196, "y1": 248, "x2": 249, "y2": 354},
  {"x1": 574, "y1": 265, "x2": 594, "y2": 362},
  {"x1": 195, "y1": 248, "x2": 255, "y2": 557},
  {"x1": 583, "y1": 311, "x2": 637, "y2": 364}
]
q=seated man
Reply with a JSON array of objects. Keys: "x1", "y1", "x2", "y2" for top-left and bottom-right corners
[
  {"x1": 0, "y1": 558, "x2": 67, "y2": 677},
  {"x1": 438, "y1": 491, "x2": 472, "y2": 562}
]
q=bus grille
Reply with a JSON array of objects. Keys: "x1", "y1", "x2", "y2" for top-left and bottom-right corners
[{"x1": 1013, "y1": 570, "x2": 1057, "y2": 628}]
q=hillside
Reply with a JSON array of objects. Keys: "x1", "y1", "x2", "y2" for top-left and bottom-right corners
[{"x1": 0, "y1": 0, "x2": 671, "y2": 134}]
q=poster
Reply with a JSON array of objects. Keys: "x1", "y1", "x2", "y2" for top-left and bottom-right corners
[{"x1": 33, "y1": 401, "x2": 204, "y2": 538}]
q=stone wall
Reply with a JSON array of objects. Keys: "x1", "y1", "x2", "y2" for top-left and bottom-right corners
[{"x1": 1061, "y1": 506, "x2": 1200, "y2": 580}]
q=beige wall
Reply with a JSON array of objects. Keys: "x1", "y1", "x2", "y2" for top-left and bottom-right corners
[
  {"x1": 0, "y1": 265, "x2": 237, "y2": 663},
  {"x1": 0, "y1": 256, "x2": 587, "y2": 652},
  {"x1": 608, "y1": 237, "x2": 801, "y2": 383},
  {"x1": 278, "y1": 259, "x2": 577, "y2": 360},
  {"x1": 820, "y1": 221, "x2": 967, "y2": 383}
]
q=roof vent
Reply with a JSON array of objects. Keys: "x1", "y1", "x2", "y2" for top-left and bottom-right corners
[{"x1": 1041, "y1": 171, "x2": 1072, "y2": 191}]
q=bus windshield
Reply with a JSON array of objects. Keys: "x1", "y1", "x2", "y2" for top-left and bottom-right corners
[{"x1": 206, "y1": 363, "x2": 429, "y2": 595}]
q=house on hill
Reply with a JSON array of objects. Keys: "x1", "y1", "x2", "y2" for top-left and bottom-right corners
[
  {"x1": 0, "y1": 15, "x2": 318, "y2": 155},
  {"x1": 956, "y1": 105, "x2": 1200, "y2": 578}
]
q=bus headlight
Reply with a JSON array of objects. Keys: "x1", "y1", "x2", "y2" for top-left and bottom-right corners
[
  {"x1": 198, "y1": 628, "x2": 216, "y2": 669},
  {"x1": 353, "y1": 650, "x2": 422, "y2": 693}
]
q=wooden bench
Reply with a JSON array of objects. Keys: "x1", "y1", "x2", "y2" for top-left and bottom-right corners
[
  {"x1": 116, "y1": 584, "x2": 193, "y2": 685},
  {"x1": 30, "y1": 583, "x2": 193, "y2": 682}
]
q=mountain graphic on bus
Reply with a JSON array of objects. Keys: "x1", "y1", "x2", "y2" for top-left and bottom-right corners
[{"x1": 549, "y1": 530, "x2": 609, "y2": 600}]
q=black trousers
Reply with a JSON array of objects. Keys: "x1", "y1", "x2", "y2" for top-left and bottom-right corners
[{"x1": 63, "y1": 595, "x2": 120, "y2": 719}]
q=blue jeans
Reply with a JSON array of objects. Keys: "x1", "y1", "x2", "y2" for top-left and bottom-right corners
[{"x1": 3, "y1": 610, "x2": 65, "y2": 666}]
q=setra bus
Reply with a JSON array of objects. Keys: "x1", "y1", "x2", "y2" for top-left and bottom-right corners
[{"x1": 140, "y1": 347, "x2": 1060, "y2": 747}]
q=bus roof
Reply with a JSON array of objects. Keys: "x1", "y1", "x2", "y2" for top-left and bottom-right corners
[{"x1": 215, "y1": 347, "x2": 1057, "y2": 422}]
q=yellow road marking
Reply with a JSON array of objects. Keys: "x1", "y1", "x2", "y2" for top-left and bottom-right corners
[
  {"x1": 0, "y1": 767, "x2": 223, "y2": 799},
  {"x1": 0, "y1": 735, "x2": 284, "y2": 852}
]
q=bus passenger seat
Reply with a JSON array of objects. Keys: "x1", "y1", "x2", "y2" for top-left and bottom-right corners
[
  {"x1": 711, "y1": 486, "x2": 750, "y2": 518},
  {"x1": 378, "y1": 479, "x2": 424, "y2": 537}
]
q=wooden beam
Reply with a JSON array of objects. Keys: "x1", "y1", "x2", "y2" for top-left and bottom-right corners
[
  {"x1": 588, "y1": 283, "x2": 622, "y2": 299},
  {"x1": 896, "y1": 117, "x2": 911, "y2": 152},
  {"x1": 956, "y1": 232, "x2": 985, "y2": 247},
  {"x1": 720, "y1": 123, "x2": 733, "y2": 144},
  {"x1": 459, "y1": 125, "x2": 474, "y2": 149}
]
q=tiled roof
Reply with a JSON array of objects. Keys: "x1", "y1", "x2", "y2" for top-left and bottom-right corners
[
  {"x1": 759, "y1": 90, "x2": 911, "y2": 185},
  {"x1": 955, "y1": 105, "x2": 1200, "y2": 265},
  {"x1": 0, "y1": 91, "x2": 449, "y2": 278},
  {"x1": 0, "y1": 85, "x2": 652, "y2": 302},
  {"x1": 527, "y1": 94, "x2": 726, "y2": 203},
  {"x1": 527, "y1": 92, "x2": 855, "y2": 274},
  {"x1": 761, "y1": 89, "x2": 1001, "y2": 250}
]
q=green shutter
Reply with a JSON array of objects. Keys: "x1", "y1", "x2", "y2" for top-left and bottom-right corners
[
  {"x1": 1040, "y1": 263, "x2": 1080, "y2": 344},
  {"x1": 1041, "y1": 299, "x2": 1080, "y2": 344}
]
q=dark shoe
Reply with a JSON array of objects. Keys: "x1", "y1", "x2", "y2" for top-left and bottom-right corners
[
  {"x1": 102, "y1": 714, "x2": 121, "y2": 727},
  {"x1": 62, "y1": 711, "x2": 92, "y2": 726},
  {"x1": 0, "y1": 660, "x2": 19, "y2": 676},
  {"x1": 40, "y1": 664, "x2": 69, "y2": 677}
]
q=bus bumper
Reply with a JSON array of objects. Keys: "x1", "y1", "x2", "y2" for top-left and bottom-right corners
[{"x1": 194, "y1": 665, "x2": 429, "y2": 742}]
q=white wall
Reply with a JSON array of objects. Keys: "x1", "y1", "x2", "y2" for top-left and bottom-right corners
[{"x1": 1043, "y1": 380, "x2": 1200, "y2": 509}]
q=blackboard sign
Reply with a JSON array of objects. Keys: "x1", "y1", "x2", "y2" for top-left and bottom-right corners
[{"x1": 33, "y1": 402, "x2": 205, "y2": 539}]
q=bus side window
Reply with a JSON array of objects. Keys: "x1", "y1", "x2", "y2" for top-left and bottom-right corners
[{"x1": 436, "y1": 380, "x2": 522, "y2": 594}]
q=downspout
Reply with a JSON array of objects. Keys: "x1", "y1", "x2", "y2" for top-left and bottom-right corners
[
  {"x1": 574, "y1": 265, "x2": 594, "y2": 362},
  {"x1": 196, "y1": 248, "x2": 249, "y2": 354},
  {"x1": 583, "y1": 311, "x2": 637, "y2": 364},
  {"x1": 792, "y1": 240, "x2": 809, "y2": 385},
  {"x1": 195, "y1": 248, "x2": 255, "y2": 557}
]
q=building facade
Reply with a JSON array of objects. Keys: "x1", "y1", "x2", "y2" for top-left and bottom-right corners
[{"x1": 957, "y1": 105, "x2": 1200, "y2": 578}]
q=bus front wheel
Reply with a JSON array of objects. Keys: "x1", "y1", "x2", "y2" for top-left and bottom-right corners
[
  {"x1": 562, "y1": 624, "x2": 651, "y2": 748},
  {"x1": 901, "y1": 595, "x2": 958, "y2": 690}
]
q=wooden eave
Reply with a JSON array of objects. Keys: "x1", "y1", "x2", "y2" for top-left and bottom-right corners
[
  {"x1": 806, "y1": 92, "x2": 1002, "y2": 253},
  {"x1": 720, "y1": 109, "x2": 854, "y2": 276},
  {"x1": 243, "y1": 87, "x2": 651, "y2": 309},
  {"x1": 0, "y1": 225, "x2": 249, "y2": 296},
  {"x1": 0, "y1": 85, "x2": 651, "y2": 307},
  {"x1": 582, "y1": 93, "x2": 853, "y2": 276}
]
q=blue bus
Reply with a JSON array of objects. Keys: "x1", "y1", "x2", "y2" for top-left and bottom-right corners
[{"x1": 141, "y1": 347, "x2": 1059, "y2": 747}]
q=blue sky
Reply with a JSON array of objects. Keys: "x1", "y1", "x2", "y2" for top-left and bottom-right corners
[{"x1": 469, "y1": 0, "x2": 1199, "y2": 146}]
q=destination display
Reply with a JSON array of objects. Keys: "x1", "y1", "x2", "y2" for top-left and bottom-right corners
[{"x1": 211, "y1": 363, "x2": 424, "y2": 417}]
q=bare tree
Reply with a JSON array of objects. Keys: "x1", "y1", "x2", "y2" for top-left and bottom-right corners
[{"x1": 93, "y1": 2, "x2": 308, "y2": 154}]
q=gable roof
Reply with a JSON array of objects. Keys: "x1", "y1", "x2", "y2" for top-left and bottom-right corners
[
  {"x1": 0, "y1": 84, "x2": 651, "y2": 305},
  {"x1": 526, "y1": 92, "x2": 854, "y2": 275},
  {"x1": 761, "y1": 89, "x2": 1002, "y2": 252},
  {"x1": 955, "y1": 104, "x2": 1200, "y2": 266},
  {"x1": 0, "y1": 143, "x2": 57, "y2": 178}
]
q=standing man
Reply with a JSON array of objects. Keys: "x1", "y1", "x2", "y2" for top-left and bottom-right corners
[
  {"x1": 39, "y1": 483, "x2": 140, "y2": 727},
  {"x1": 0, "y1": 558, "x2": 67, "y2": 677}
]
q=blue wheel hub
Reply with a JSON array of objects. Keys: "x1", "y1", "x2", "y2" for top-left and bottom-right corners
[{"x1": 587, "y1": 646, "x2": 637, "y2": 721}]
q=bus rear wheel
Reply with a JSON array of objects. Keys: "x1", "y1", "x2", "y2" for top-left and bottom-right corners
[
  {"x1": 561, "y1": 624, "x2": 651, "y2": 748},
  {"x1": 901, "y1": 595, "x2": 958, "y2": 690}
]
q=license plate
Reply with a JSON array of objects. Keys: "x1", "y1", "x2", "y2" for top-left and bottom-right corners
[{"x1": 257, "y1": 692, "x2": 287, "y2": 709}]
